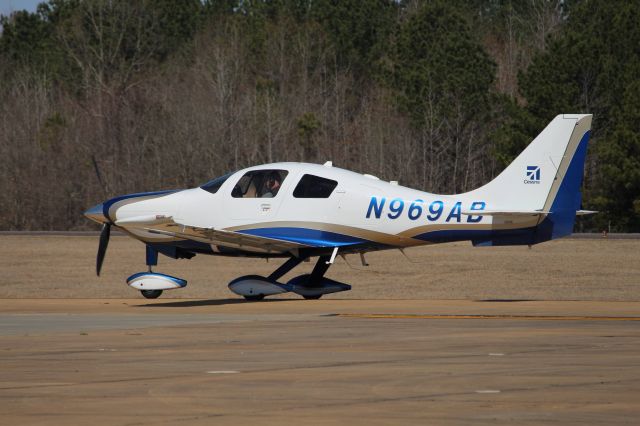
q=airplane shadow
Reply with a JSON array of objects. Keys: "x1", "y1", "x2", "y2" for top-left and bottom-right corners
[
  {"x1": 135, "y1": 298, "x2": 298, "y2": 308},
  {"x1": 136, "y1": 298, "x2": 541, "y2": 308}
]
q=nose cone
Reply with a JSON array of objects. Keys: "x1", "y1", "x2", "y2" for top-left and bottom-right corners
[{"x1": 84, "y1": 203, "x2": 108, "y2": 224}]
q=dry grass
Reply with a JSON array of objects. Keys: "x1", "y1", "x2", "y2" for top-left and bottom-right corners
[{"x1": 0, "y1": 235, "x2": 638, "y2": 300}]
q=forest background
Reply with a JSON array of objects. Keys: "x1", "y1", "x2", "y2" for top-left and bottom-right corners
[{"x1": 0, "y1": 0, "x2": 638, "y2": 232}]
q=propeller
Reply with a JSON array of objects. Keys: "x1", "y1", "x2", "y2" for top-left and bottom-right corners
[
  {"x1": 96, "y1": 222, "x2": 111, "y2": 276},
  {"x1": 90, "y1": 155, "x2": 111, "y2": 277}
]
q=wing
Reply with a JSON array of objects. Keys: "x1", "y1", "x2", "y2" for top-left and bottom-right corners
[{"x1": 115, "y1": 215, "x2": 310, "y2": 254}]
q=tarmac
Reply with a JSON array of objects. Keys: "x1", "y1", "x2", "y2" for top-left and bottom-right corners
[{"x1": 2, "y1": 298, "x2": 640, "y2": 425}]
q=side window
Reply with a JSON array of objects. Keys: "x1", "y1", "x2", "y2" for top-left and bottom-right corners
[
  {"x1": 293, "y1": 174, "x2": 338, "y2": 198},
  {"x1": 232, "y1": 170, "x2": 288, "y2": 198}
]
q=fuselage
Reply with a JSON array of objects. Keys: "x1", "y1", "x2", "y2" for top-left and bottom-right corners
[{"x1": 85, "y1": 162, "x2": 544, "y2": 257}]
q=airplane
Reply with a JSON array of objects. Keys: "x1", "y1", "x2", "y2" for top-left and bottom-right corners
[{"x1": 84, "y1": 114, "x2": 595, "y2": 300}]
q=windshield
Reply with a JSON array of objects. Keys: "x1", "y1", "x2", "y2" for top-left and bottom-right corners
[{"x1": 200, "y1": 172, "x2": 234, "y2": 194}]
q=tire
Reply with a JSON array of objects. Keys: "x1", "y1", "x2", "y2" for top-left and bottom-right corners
[
  {"x1": 141, "y1": 289, "x2": 163, "y2": 299},
  {"x1": 303, "y1": 294, "x2": 322, "y2": 300},
  {"x1": 244, "y1": 294, "x2": 265, "y2": 301}
]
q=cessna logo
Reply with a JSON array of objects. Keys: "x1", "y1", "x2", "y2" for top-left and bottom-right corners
[{"x1": 525, "y1": 166, "x2": 540, "y2": 184}]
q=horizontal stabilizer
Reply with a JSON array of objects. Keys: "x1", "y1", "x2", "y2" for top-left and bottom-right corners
[
  {"x1": 461, "y1": 209, "x2": 549, "y2": 216},
  {"x1": 462, "y1": 209, "x2": 596, "y2": 217}
]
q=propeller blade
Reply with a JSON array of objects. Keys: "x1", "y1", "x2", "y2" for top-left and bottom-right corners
[{"x1": 97, "y1": 223, "x2": 111, "y2": 276}]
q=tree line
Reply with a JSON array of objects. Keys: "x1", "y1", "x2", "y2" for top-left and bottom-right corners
[{"x1": 0, "y1": 0, "x2": 638, "y2": 231}]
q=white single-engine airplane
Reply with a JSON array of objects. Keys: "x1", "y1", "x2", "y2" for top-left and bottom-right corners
[{"x1": 85, "y1": 114, "x2": 594, "y2": 300}]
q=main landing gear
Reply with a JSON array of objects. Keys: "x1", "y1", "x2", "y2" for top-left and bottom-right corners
[{"x1": 228, "y1": 250, "x2": 351, "y2": 301}]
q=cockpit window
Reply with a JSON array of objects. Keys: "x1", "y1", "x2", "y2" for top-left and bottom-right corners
[
  {"x1": 200, "y1": 172, "x2": 234, "y2": 194},
  {"x1": 232, "y1": 169, "x2": 288, "y2": 198},
  {"x1": 293, "y1": 174, "x2": 338, "y2": 198}
]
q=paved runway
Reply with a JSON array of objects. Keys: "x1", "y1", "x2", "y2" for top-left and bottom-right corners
[{"x1": 1, "y1": 299, "x2": 640, "y2": 425}]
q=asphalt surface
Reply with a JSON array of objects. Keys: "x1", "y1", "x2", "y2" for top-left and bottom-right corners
[{"x1": 1, "y1": 299, "x2": 640, "y2": 425}]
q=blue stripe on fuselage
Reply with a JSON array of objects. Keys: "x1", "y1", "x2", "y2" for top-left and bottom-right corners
[
  {"x1": 102, "y1": 189, "x2": 179, "y2": 222},
  {"x1": 412, "y1": 227, "x2": 538, "y2": 245},
  {"x1": 237, "y1": 227, "x2": 369, "y2": 247}
]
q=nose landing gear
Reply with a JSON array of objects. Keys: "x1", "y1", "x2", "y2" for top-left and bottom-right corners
[{"x1": 127, "y1": 246, "x2": 187, "y2": 299}]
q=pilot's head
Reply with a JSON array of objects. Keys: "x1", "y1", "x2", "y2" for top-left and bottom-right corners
[{"x1": 266, "y1": 172, "x2": 281, "y2": 191}]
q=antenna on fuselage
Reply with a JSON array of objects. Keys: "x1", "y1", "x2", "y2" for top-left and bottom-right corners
[
  {"x1": 339, "y1": 254, "x2": 369, "y2": 271},
  {"x1": 398, "y1": 248, "x2": 421, "y2": 264}
]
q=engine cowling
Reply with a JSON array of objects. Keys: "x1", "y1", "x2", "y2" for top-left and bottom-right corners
[{"x1": 126, "y1": 272, "x2": 187, "y2": 291}]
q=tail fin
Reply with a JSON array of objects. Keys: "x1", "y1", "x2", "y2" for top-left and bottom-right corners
[{"x1": 465, "y1": 114, "x2": 592, "y2": 243}]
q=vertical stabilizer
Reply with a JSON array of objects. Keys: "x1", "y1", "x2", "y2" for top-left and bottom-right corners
[{"x1": 463, "y1": 114, "x2": 592, "y2": 244}]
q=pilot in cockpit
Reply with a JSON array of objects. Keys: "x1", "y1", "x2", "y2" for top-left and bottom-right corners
[{"x1": 261, "y1": 171, "x2": 282, "y2": 198}]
